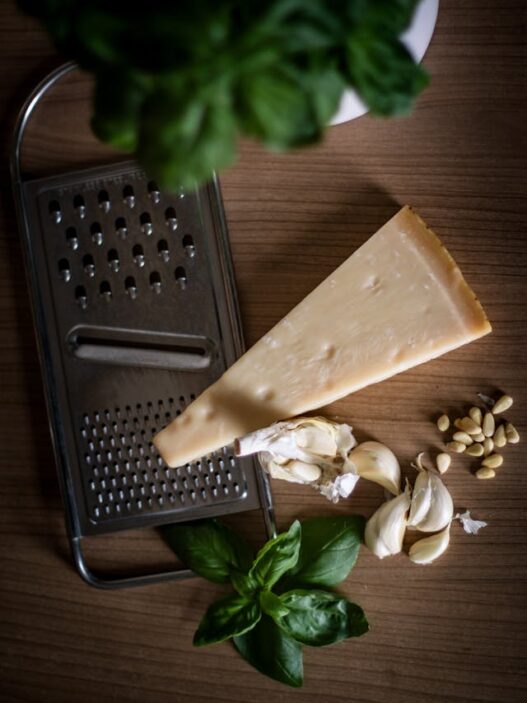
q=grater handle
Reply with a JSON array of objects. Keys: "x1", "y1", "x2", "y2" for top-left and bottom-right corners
[{"x1": 70, "y1": 536, "x2": 195, "y2": 589}]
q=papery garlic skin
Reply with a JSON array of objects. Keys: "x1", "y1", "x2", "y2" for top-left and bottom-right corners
[
  {"x1": 409, "y1": 524, "x2": 451, "y2": 564},
  {"x1": 454, "y1": 510, "x2": 488, "y2": 535},
  {"x1": 318, "y1": 473, "x2": 360, "y2": 503},
  {"x1": 408, "y1": 469, "x2": 453, "y2": 532},
  {"x1": 348, "y1": 441, "x2": 401, "y2": 495},
  {"x1": 365, "y1": 486, "x2": 412, "y2": 559}
]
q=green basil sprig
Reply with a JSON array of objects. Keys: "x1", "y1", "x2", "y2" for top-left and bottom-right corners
[
  {"x1": 18, "y1": 0, "x2": 428, "y2": 189},
  {"x1": 164, "y1": 516, "x2": 368, "y2": 687}
]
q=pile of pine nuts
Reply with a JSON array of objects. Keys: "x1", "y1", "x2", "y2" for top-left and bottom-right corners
[{"x1": 436, "y1": 394, "x2": 520, "y2": 479}]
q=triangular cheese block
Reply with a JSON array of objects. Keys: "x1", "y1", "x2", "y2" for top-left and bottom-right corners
[{"x1": 154, "y1": 206, "x2": 490, "y2": 467}]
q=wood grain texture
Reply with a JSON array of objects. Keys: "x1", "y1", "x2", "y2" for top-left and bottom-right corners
[{"x1": 1, "y1": 1, "x2": 526, "y2": 701}]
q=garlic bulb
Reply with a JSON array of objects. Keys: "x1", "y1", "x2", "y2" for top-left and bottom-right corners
[
  {"x1": 364, "y1": 485, "x2": 412, "y2": 559},
  {"x1": 408, "y1": 469, "x2": 453, "y2": 532},
  {"x1": 236, "y1": 416, "x2": 355, "y2": 466},
  {"x1": 236, "y1": 417, "x2": 359, "y2": 499},
  {"x1": 348, "y1": 441, "x2": 401, "y2": 495},
  {"x1": 409, "y1": 524, "x2": 451, "y2": 564}
]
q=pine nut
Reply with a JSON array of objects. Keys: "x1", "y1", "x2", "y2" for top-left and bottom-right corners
[
  {"x1": 456, "y1": 417, "x2": 482, "y2": 435},
  {"x1": 453, "y1": 431, "x2": 473, "y2": 445},
  {"x1": 437, "y1": 414, "x2": 450, "y2": 432},
  {"x1": 473, "y1": 431, "x2": 485, "y2": 442},
  {"x1": 482, "y1": 412, "x2": 495, "y2": 438},
  {"x1": 465, "y1": 443, "x2": 484, "y2": 457},
  {"x1": 447, "y1": 441, "x2": 466, "y2": 453},
  {"x1": 469, "y1": 407, "x2": 483, "y2": 425},
  {"x1": 476, "y1": 467, "x2": 495, "y2": 480},
  {"x1": 493, "y1": 424, "x2": 507, "y2": 448},
  {"x1": 483, "y1": 438, "x2": 494, "y2": 456},
  {"x1": 481, "y1": 454, "x2": 503, "y2": 469},
  {"x1": 505, "y1": 423, "x2": 520, "y2": 444},
  {"x1": 492, "y1": 395, "x2": 513, "y2": 415}
]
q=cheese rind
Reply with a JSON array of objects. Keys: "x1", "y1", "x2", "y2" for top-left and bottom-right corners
[{"x1": 154, "y1": 206, "x2": 491, "y2": 467}]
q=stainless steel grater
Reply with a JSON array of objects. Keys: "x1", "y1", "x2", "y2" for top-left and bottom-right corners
[{"x1": 11, "y1": 62, "x2": 275, "y2": 588}]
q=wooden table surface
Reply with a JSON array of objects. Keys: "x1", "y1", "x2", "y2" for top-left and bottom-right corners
[{"x1": 1, "y1": 2, "x2": 526, "y2": 702}]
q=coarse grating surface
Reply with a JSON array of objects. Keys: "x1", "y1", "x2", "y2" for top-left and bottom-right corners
[{"x1": 22, "y1": 161, "x2": 262, "y2": 536}]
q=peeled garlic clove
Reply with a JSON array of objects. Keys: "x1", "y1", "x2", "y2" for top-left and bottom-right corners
[
  {"x1": 294, "y1": 425, "x2": 337, "y2": 456},
  {"x1": 348, "y1": 441, "x2": 401, "y2": 495},
  {"x1": 409, "y1": 524, "x2": 451, "y2": 565},
  {"x1": 259, "y1": 454, "x2": 307, "y2": 484},
  {"x1": 365, "y1": 486, "x2": 411, "y2": 559},
  {"x1": 288, "y1": 460, "x2": 322, "y2": 483},
  {"x1": 408, "y1": 470, "x2": 453, "y2": 533}
]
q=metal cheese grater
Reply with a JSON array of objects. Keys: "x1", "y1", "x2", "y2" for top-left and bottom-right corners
[{"x1": 11, "y1": 62, "x2": 275, "y2": 588}]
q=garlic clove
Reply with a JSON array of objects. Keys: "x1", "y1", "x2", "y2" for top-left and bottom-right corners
[
  {"x1": 259, "y1": 454, "x2": 307, "y2": 484},
  {"x1": 407, "y1": 470, "x2": 433, "y2": 527},
  {"x1": 294, "y1": 425, "x2": 337, "y2": 456},
  {"x1": 365, "y1": 485, "x2": 411, "y2": 559},
  {"x1": 288, "y1": 460, "x2": 322, "y2": 483},
  {"x1": 409, "y1": 524, "x2": 451, "y2": 565},
  {"x1": 348, "y1": 441, "x2": 401, "y2": 495},
  {"x1": 408, "y1": 470, "x2": 454, "y2": 532}
]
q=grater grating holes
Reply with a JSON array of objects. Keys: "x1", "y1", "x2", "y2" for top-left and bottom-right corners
[
  {"x1": 107, "y1": 248, "x2": 119, "y2": 271},
  {"x1": 123, "y1": 185, "x2": 135, "y2": 208},
  {"x1": 132, "y1": 243, "x2": 145, "y2": 267},
  {"x1": 182, "y1": 234, "x2": 196, "y2": 258},
  {"x1": 165, "y1": 207, "x2": 177, "y2": 231},
  {"x1": 75, "y1": 285, "x2": 87, "y2": 309},
  {"x1": 49, "y1": 199, "x2": 62, "y2": 224},
  {"x1": 98, "y1": 189, "x2": 111, "y2": 213},
  {"x1": 175, "y1": 266, "x2": 187, "y2": 289},
  {"x1": 73, "y1": 194, "x2": 86, "y2": 218},
  {"x1": 66, "y1": 226, "x2": 79, "y2": 250},
  {"x1": 90, "y1": 222, "x2": 103, "y2": 246},
  {"x1": 125, "y1": 275, "x2": 138, "y2": 299},
  {"x1": 99, "y1": 280, "x2": 112, "y2": 301},
  {"x1": 115, "y1": 216, "x2": 127, "y2": 239},
  {"x1": 82, "y1": 253, "x2": 95, "y2": 278},
  {"x1": 147, "y1": 180, "x2": 160, "y2": 203},
  {"x1": 58, "y1": 258, "x2": 71, "y2": 282},
  {"x1": 140, "y1": 212, "x2": 153, "y2": 236},
  {"x1": 79, "y1": 397, "x2": 247, "y2": 522},
  {"x1": 157, "y1": 239, "x2": 169, "y2": 261}
]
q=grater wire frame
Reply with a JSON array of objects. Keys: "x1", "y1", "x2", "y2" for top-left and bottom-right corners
[{"x1": 10, "y1": 61, "x2": 276, "y2": 589}]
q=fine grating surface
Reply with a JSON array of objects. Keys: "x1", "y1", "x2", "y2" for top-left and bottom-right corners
[
  {"x1": 23, "y1": 162, "x2": 262, "y2": 535},
  {"x1": 79, "y1": 395, "x2": 246, "y2": 522}
]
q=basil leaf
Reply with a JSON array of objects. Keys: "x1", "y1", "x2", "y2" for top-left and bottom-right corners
[
  {"x1": 194, "y1": 593, "x2": 261, "y2": 647},
  {"x1": 284, "y1": 515, "x2": 364, "y2": 588},
  {"x1": 91, "y1": 69, "x2": 147, "y2": 151},
  {"x1": 235, "y1": 66, "x2": 320, "y2": 150},
  {"x1": 275, "y1": 589, "x2": 369, "y2": 646},
  {"x1": 163, "y1": 519, "x2": 253, "y2": 584},
  {"x1": 234, "y1": 615, "x2": 303, "y2": 688},
  {"x1": 259, "y1": 590, "x2": 290, "y2": 620},
  {"x1": 346, "y1": 28, "x2": 429, "y2": 116},
  {"x1": 230, "y1": 569, "x2": 258, "y2": 598},
  {"x1": 350, "y1": 0, "x2": 420, "y2": 35},
  {"x1": 249, "y1": 520, "x2": 301, "y2": 589}
]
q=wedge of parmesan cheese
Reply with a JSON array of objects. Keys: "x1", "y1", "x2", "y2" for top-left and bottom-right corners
[{"x1": 154, "y1": 206, "x2": 491, "y2": 467}]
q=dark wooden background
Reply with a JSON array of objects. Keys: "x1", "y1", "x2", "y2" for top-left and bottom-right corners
[{"x1": 1, "y1": 2, "x2": 526, "y2": 701}]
